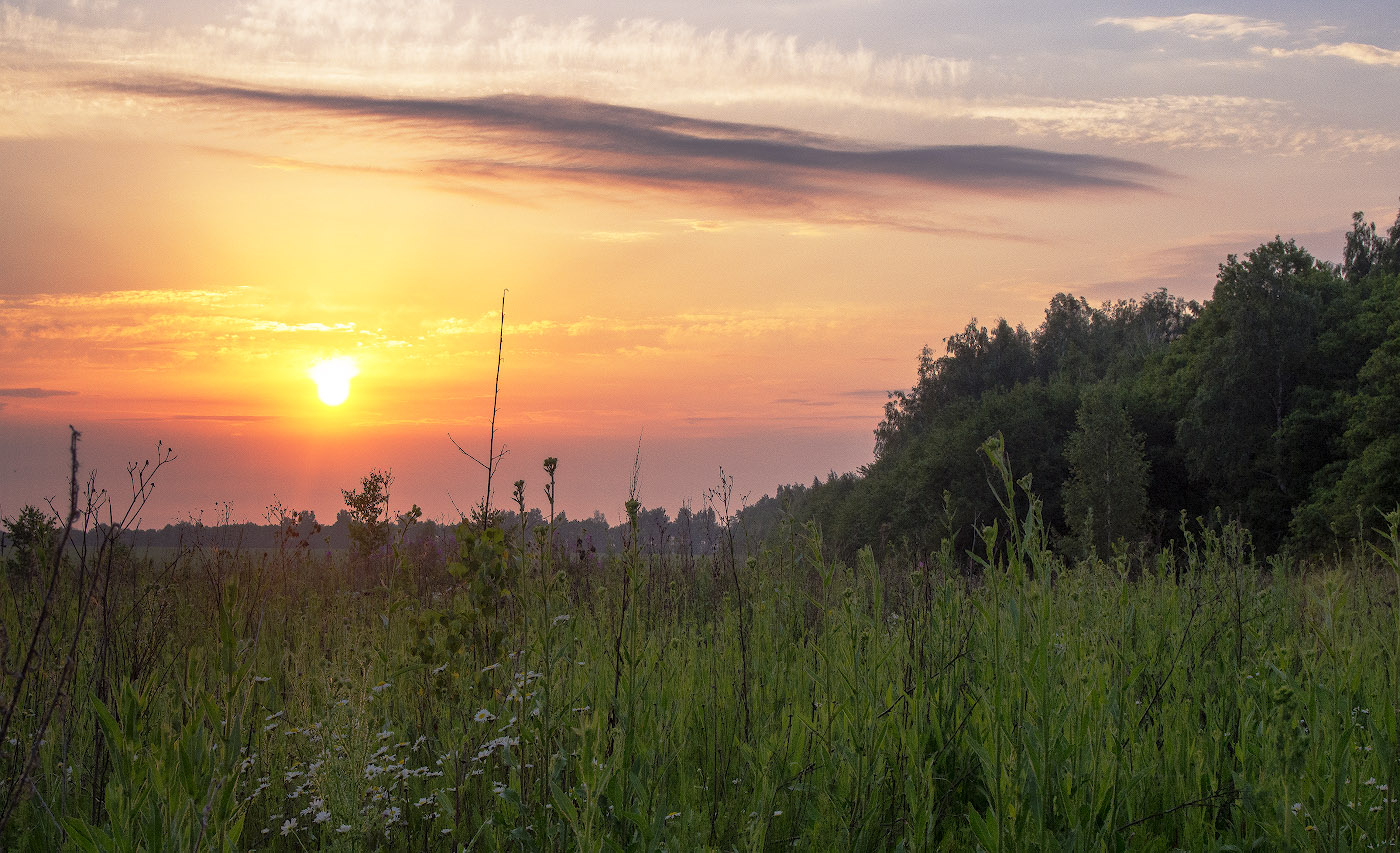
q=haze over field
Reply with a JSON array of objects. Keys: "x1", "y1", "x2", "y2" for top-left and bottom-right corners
[{"x1": 2, "y1": 1, "x2": 1398, "y2": 524}]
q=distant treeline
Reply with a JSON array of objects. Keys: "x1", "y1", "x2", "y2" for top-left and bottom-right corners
[
  {"x1": 111, "y1": 503, "x2": 735, "y2": 560},
  {"x1": 743, "y1": 205, "x2": 1400, "y2": 560}
]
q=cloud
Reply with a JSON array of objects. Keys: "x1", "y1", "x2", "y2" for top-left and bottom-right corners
[
  {"x1": 0, "y1": 387, "x2": 77, "y2": 397},
  {"x1": 1253, "y1": 42, "x2": 1400, "y2": 68},
  {"x1": 956, "y1": 95, "x2": 1400, "y2": 154},
  {"x1": 581, "y1": 230, "x2": 659, "y2": 243},
  {"x1": 1097, "y1": 14, "x2": 1287, "y2": 41},
  {"x1": 2, "y1": 4, "x2": 968, "y2": 109},
  {"x1": 838, "y1": 388, "x2": 890, "y2": 399},
  {"x1": 110, "y1": 414, "x2": 279, "y2": 424},
  {"x1": 90, "y1": 78, "x2": 1165, "y2": 220},
  {"x1": 24, "y1": 289, "x2": 234, "y2": 308}
]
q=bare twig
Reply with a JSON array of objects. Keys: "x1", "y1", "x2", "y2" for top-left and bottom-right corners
[{"x1": 450, "y1": 289, "x2": 509, "y2": 529}]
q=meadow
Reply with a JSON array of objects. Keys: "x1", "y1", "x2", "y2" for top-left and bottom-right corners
[{"x1": 3, "y1": 442, "x2": 1400, "y2": 851}]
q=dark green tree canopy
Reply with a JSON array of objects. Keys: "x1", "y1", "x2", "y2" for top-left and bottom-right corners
[{"x1": 779, "y1": 204, "x2": 1400, "y2": 560}]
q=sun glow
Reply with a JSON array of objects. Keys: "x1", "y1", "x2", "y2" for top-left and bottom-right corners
[{"x1": 309, "y1": 356, "x2": 359, "y2": 406}]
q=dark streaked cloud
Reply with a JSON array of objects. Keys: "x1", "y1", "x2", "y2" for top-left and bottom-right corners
[
  {"x1": 115, "y1": 414, "x2": 279, "y2": 423},
  {"x1": 90, "y1": 77, "x2": 1165, "y2": 222},
  {"x1": 0, "y1": 387, "x2": 77, "y2": 397},
  {"x1": 774, "y1": 398, "x2": 839, "y2": 407}
]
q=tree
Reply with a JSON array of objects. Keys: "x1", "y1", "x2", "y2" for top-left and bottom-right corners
[
  {"x1": 2, "y1": 505, "x2": 59, "y2": 580},
  {"x1": 1034, "y1": 293, "x2": 1097, "y2": 381},
  {"x1": 1343, "y1": 204, "x2": 1400, "y2": 283},
  {"x1": 342, "y1": 469, "x2": 393, "y2": 564},
  {"x1": 1174, "y1": 238, "x2": 1337, "y2": 548},
  {"x1": 1062, "y1": 385, "x2": 1150, "y2": 558}
]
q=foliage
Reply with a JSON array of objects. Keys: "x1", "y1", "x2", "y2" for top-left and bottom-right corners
[
  {"x1": 1062, "y1": 383, "x2": 1149, "y2": 558},
  {"x1": 2, "y1": 505, "x2": 59, "y2": 580},
  {"x1": 341, "y1": 469, "x2": 394, "y2": 563},
  {"x1": 6, "y1": 465, "x2": 1400, "y2": 851},
  {"x1": 796, "y1": 202, "x2": 1400, "y2": 559}
]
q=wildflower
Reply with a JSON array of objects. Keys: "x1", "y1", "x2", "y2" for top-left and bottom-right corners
[
  {"x1": 773, "y1": 810, "x2": 783, "y2": 816},
  {"x1": 337, "y1": 824, "x2": 352, "y2": 833},
  {"x1": 474, "y1": 709, "x2": 496, "y2": 723},
  {"x1": 265, "y1": 711, "x2": 283, "y2": 721},
  {"x1": 482, "y1": 662, "x2": 501, "y2": 672},
  {"x1": 1292, "y1": 802, "x2": 1303, "y2": 814},
  {"x1": 377, "y1": 729, "x2": 394, "y2": 740},
  {"x1": 665, "y1": 811, "x2": 680, "y2": 820},
  {"x1": 552, "y1": 613, "x2": 571, "y2": 624},
  {"x1": 281, "y1": 817, "x2": 297, "y2": 835},
  {"x1": 314, "y1": 810, "x2": 330, "y2": 823},
  {"x1": 371, "y1": 681, "x2": 391, "y2": 693},
  {"x1": 253, "y1": 675, "x2": 271, "y2": 683},
  {"x1": 415, "y1": 797, "x2": 433, "y2": 807}
]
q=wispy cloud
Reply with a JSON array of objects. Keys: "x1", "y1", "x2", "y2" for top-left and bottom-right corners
[
  {"x1": 581, "y1": 230, "x2": 660, "y2": 243},
  {"x1": 1, "y1": 3, "x2": 968, "y2": 108},
  {"x1": 956, "y1": 94, "x2": 1400, "y2": 154},
  {"x1": 1253, "y1": 42, "x2": 1400, "y2": 68},
  {"x1": 0, "y1": 387, "x2": 77, "y2": 397},
  {"x1": 1097, "y1": 14, "x2": 1286, "y2": 41},
  {"x1": 23, "y1": 289, "x2": 234, "y2": 309}
]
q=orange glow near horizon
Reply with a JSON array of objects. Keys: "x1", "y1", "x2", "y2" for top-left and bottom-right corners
[{"x1": 1, "y1": 2, "x2": 1394, "y2": 525}]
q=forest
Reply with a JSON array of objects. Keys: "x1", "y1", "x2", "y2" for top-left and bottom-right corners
[{"x1": 755, "y1": 206, "x2": 1400, "y2": 563}]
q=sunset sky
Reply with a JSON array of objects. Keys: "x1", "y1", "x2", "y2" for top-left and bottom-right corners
[{"x1": 2, "y1": 0, "x2": 1398, "y2": 528}]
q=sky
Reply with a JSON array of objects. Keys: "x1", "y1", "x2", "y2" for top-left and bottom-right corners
[{"x1": 1, "y1": 0, "x2": 1398, "y2": 529}]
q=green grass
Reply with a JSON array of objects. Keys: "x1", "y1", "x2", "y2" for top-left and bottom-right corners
[{"x1": 3, "y1": 493, "x2": 1400, "y2": 851}]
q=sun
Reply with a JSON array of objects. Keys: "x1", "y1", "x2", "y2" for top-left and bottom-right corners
[{"x1": 309, "y1": 356, "x2": 359, "y2": 406}]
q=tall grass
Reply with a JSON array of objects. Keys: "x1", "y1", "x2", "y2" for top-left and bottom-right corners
[{"x1": 3, "y1": 454, "x2": 1399, "y2": 850}]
